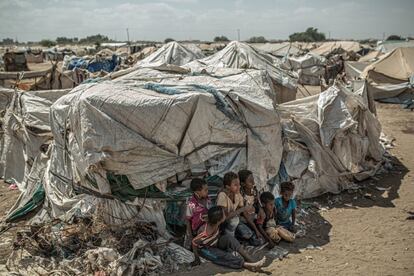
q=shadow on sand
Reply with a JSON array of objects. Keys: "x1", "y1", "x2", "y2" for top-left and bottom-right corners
[{"x1": 173, "y1": 156, "x2": 407, "y2": 275}]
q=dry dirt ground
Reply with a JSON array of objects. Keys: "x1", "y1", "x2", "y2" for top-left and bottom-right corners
[{"x1": 0, "y1": 103, "x2": 413, "y2": 276}]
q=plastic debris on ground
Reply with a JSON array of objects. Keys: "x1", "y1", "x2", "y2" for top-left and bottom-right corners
[
  {"x1": 5, "y1": 213, "x2": 194, "y2": 276},
  {"x1": 267, "y1": 246, "x2": 290, "y2": 260}
]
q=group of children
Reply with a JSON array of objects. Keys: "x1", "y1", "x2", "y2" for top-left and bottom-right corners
[{"x1": 185, "y1": 170, "x2": 297, "y2": 271}]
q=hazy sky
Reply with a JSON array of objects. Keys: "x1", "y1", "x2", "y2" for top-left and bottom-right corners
[{"x1": 0, "y1": 0, "x2": 413, "y2": 42}]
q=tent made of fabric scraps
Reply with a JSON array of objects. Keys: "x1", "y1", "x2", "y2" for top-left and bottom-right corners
[
  {"x1": 137, "y1": 41, "x2": 205, "y2": 67},
  {"x1": 184, "y1": 41, "x2": 298, "y2": 103},
  {"x1": 276, "y1": 84, "x2": 383, "y2": 199}
]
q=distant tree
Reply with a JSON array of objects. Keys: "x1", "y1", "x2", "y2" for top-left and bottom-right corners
[
  {"x1": 289, "y1": 27, "x2": 326, "y2": 42},
  {"x1": 248, "y1": 36, "x2": 268, "y2": 43},
  {"x1": 94, "y1": 41, "x2": 101, "y2": 49},
  {"x1": 39, "y1": 39, "x2": 57, "y2": 47},
  {"x1": 1, "y1": 38, "x2": 14, "y2": 45},
  {"x1": 79, "y1": 34, "x2": 110, "y2": 45},
  {"x1": 164, "y1": 38, "x2": 175, "y2": 43},
  {"x1": 386, "y1": 35, "x2": 404, "y2": 41},
  {"x1": 56, "y1": 37, "x2": 76, "y2": 44},
  {"x1": 214, "y1": 36, "x2": 229, "y2": 42}
]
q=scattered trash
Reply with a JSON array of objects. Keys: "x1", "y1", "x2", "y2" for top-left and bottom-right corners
[
  {"x1": 267, "y1": 246, "x2": 289, "y2": 260},
  {"x1": 375, "y1": 187, "x2": 391, "y2": 191},
  {"x1": 306, "y1": 244, "x2": 315, "y2": 250},
  {"x1": 6, "y1": 216, "x2": 194, "y2": 275},
  {"x1": 305, "y1": 255, "x2": 314, "y2": 262},
  {"x1": 363, "y1": 193, "x2": 373, "y2": 199},
  {"x1": 8, "y1": 184, "x2": 18, "y2": 190}
]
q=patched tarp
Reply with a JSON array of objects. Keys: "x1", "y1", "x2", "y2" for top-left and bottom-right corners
[
  {"x1": 276, "y1": 84, "x2": 383, "y2": 198},
  {"x1": 344, "y1": 61, "x2": 371, "y2": 80},
  {"x1": 1, "y1": 89, "x2": 70, "y2": 183},
  {"x1": 282, "y1": 53, "x2": 326, "y2": 85},
  {"x1": 0, "y1": 88, "x2": 14, "y2": 175},
  {"x1": 37, "y1": 66, "x2": 282, "y2": 229},
  {"x1": 137, "y1": 41, "x2": 205, "y2": 67},
  {"x1": 184, "y1": 41, "x2": 298, "y2": 103}
]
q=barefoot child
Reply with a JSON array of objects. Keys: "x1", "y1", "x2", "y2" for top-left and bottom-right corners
[
  {"x1": 192, "y1": 206, "x2": 266, "y2": 271},
  {"x1": 216, "y1": 172, "x2": 255, "y2": 237},
  {"x1": 238, "y1": 170, "x2": 263, "y2": 245},
  {"x1": 256, "y1": 191, "x2": 279, "y2": 248},
  {"x1": 185, "y1": 178, "x2": 212, "y2": 248},
  {"x1": 257, "y1": 191, "x2": 295, "y2": 245},
  {"x1": 275, "y1": 182, "x2": 297, "y2": 233}
]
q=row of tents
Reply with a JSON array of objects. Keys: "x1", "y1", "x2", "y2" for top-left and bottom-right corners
[
  {"x1": 0, "y1": 41, "x2": 388, "y2": 233},
  {"x1": 3, "y1": 38, "x2": 412, "y2": 274}
]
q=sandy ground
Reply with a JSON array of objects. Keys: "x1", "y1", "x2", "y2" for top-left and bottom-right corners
[
  {"x1": 175, "y1": 102, "x2": 414, "y2": 276},
  {"x1": 0, "y1": 102, "x2": 413, "y2": 275}
]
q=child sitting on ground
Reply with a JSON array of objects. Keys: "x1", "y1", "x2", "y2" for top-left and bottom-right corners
[
  {"x1": 238, "y1": 169, "x2": 263, "y2": 245},
  {"x1": 185, "y1": 178, "x2": 212, "y2": 249},
  {"x1": 256, "y1": 191, "x2": 279, "y2": 248},
  {"x1": 275, "y1": 182, "x2": 297, "y2": 233},
  {"x1": 256, "y1": 191, "x2": 296, "y2": 245},
  {"x1": 216, "y1": 172, "x2": 260, "y2": 245},
  {"x1": 192, "y1": 206, "x2": 266, "y2": 271}
]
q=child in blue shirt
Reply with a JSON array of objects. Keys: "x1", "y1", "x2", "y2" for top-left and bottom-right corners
[{"x1": 275, "y1": 182, "x2": 297, "y2": 232}]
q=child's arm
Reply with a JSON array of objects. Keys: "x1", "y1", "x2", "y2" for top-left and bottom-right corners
[
  {"x1": 257, "y1": 224, "x2": 275, "y2": 248},
  {"x1": 223, "y1": 205, "x2": 251, "y2": 220},
  {"x1": 242, "y1": 211, "x2": 262, "y2": 239},
  {"x1": 256, "y1": 210, "x2": 275, "y2": 248},
  {"x1": 292, "y1": 208, "x2": 296, "y2": 226}
]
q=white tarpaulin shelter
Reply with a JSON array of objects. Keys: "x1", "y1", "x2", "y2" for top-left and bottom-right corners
[
  {"x1": 282, "y1": 53, "x2": 326, "y2": 85},
  {"x1": 376, "y1": 40, "x2": 414, "y2": 53},
  {"x1": 1, "y1": 89, "x2": 70, "y2": 184},
  {"x1": 277, "y1": 84, "x2": 383, "y2": 198},
  {"x1": 0, "y1": 88, "x2": 14, "y2": 174},
  {"x1": 137, "y1": 41, "x2": 205, "y2": 67},
  {"x1": 252, "y1": 42, "x2": 302, "y2": 57},
  {"x1": 360, "y1": 47, "x2": 414, "y2": 103},
  {"x1": 185, "y1": 41, "x2": 298, "y2": 103},
  {"x1": 344, "y1": 61, "x2": 371, "y2": 80},
  {"x1": 311, "y1": 41, "x2": 362, "y2": 57},
  {"x1": 21, "y1": 66, "x2": 282, "y2": 232}
]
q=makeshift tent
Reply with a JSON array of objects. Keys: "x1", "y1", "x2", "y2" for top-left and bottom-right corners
[
  {"x1": 358, "y1": 50, "x2": 383, "y2": 62},
  {"x1": 25, "y1": 50, "x2": 44, "y2": 63},
  {"x1": 277, "y1": 84, "x2": 383, "y2": 198},
  {"x1": 376, "y1": 40, "x2": 414, "y2": 53},
  {"x1": 344, "y1": 61, "x2": 371, "y2": 80},
  {"x1": 360, "y1": 47, "x2": 414, "y2": 103},
  {"x1": 3, "y1": 51, "x2": 29, "y2": 71},
  {"x1": 361, "y1": 47, "x2": 414, "y2": 83},
  {"x1": 1, "y1": 89, "x2": 71, "y2": 184},
  {"x1": 137, "y1": 41, "x2": 205, "y2": 67},
  {"x1": 282, "y1": 53, "x2": 326, "y2": 85},
  {"x1": 184, "y1": 41, "x2": 298, "y2": 103},
  {"x1": 252, "y1": 42, "x2": 302, "y2": 57},
  {"x1": 1, "y1": 89, "x2": 72, "y2": 223},
  {"x1": 5, "y1": 66, "x2": 281, "y2": 235},
  {"x1": 0, "y1": 88, "x2": 14, "y2": 174},
  {"x1": 311, "y1": 41, "x2": 362, "y2": 57}
]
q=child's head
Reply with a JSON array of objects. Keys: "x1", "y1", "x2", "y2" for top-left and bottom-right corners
[
  {"x1": 207, "y1": 206, "x2": 225, "y2": 225},
  {"x1": 190, "y1": 178, "x2": 208, "y2": 199},
  {"x1": 260, "y1": 191, "x2": 275, "y2": 211},
  {"x1": 223, "y1": 172, "x2": 240, "y2": 194},
  {"x1": 280, "y1": 182, "x2": 295, "y2": 201},
  {"x1": 238, "y1": 170, "x2": 255, "y2": 190}
]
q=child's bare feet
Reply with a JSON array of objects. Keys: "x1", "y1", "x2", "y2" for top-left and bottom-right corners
[{"x1": 243, "y1": 256, "x2": 266, "y2": 271}]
